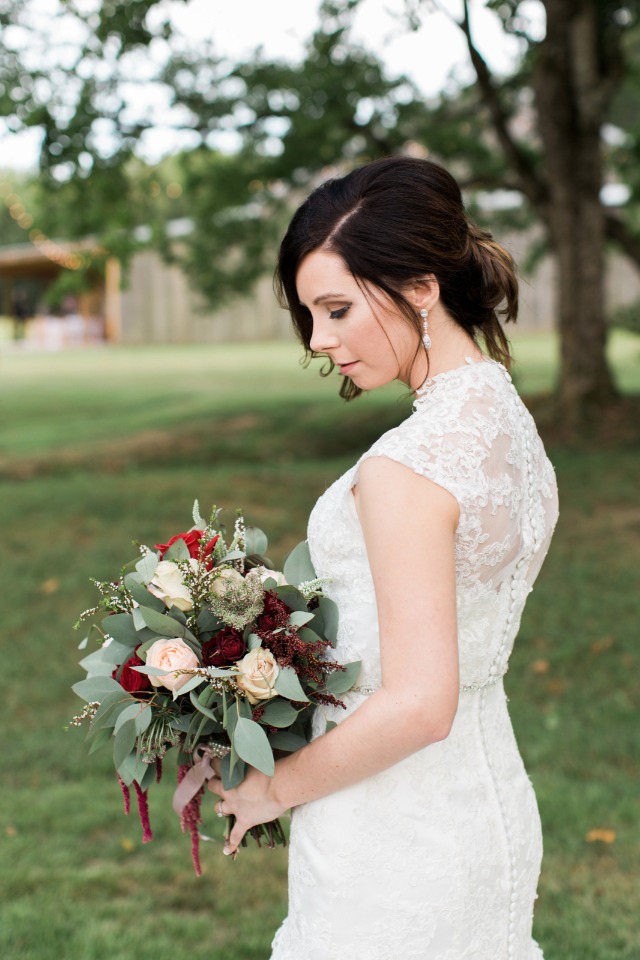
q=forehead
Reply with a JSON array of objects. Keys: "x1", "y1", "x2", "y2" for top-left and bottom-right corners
[{"x1": 296, "y1": 249, "x2": 357, "y2": 302}]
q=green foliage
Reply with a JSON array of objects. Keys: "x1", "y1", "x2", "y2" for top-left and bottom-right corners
[{"x1": 610, "y1": 299, "x2": 640, "y2": 333}]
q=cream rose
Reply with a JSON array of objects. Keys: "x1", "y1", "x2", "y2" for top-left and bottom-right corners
[
  {"x1": 209, "y1": 566, "x2": 244, "y2": 596},
  {"x1": 256, "y1": 565, "x2": 287, "y2": 587},
  {"x1": 147, "y1": 559, "x2": 197, "y2": 612},
  {"x1": 145, "y1": 637, "x2": 199, "y2": 692},
  {"x1": 235, "y1": 646, "x2": 280, "y2": 704}
]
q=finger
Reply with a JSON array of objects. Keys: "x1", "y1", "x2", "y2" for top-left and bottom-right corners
[
  {"x1": 224, "y1": 820, "x2": 246, "y2": 857},
  {"x1": 207, "y1": 776, "x2": 224, "y2": 796},
  {"x1": 212, "y1": 756, "x2": 222, "y2": 777}
]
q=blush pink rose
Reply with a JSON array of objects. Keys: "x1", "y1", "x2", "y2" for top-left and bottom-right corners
[{"x1": 146, "y1": 637, "x2": 199, "y2": 692}]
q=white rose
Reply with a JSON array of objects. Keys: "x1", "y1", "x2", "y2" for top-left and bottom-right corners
[
  {"x1": 147, "y1": 559, "x2": 197, "y2": 612},
  {"x1": 209, "y1": 566, "x2": 244, "y2": 597},
  {"x1": 256, "y1": 566, "x2": 287, "y2": 587},
  {"x1": 145, "y1": 637, "x2": 200, "y2": 692},
  {"x1": 235, "y1": 647, "x2": 280, "y2": 704}
]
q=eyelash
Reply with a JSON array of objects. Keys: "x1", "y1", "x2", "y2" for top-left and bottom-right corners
[{"x1": 329, "y1": 305, "x2": 350, "y2": 320}]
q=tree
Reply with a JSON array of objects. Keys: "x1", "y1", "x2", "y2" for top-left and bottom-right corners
[
  {"x1": 428, "y1": 0, "x2": 640, "y2": 418},
  {"x1": 1, "y1": 0, "x2": 639, "y2": 422}
]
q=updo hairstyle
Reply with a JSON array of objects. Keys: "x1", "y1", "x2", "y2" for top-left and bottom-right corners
[{"x1": 274, "y1": 156, "x2": 518, "y2": 400}]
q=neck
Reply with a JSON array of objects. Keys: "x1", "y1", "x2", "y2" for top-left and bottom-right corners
[{"x1": 407, "y1": 311, "x2": 483, "y2": 393}]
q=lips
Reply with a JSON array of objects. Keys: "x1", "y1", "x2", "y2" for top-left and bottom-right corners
[{"x1": 337, "y1": 360, "x2": 359, "y2": 374}]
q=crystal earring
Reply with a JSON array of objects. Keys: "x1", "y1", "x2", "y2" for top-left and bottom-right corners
[{"x1": 420, "y1": 308, "x2": 431, "y2": 349}]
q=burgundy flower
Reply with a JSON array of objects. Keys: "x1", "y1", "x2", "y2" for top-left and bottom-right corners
[
  {"x1": 154, "y1": 530, "x2": 219, "y2": 570},
  {"x1": 201, "y1": 627, "x2": 246, "y2": 667},
  {"x1": 113, "y1": 646, "x2": 151, "y2": 693},
  {"x1": 257, "y1": 592, "x2": 291, "y2": 632}
]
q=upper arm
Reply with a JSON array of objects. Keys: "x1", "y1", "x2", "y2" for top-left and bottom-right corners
[{"x1": 353, "y1": 454, "x2": 460, "y2": 732}]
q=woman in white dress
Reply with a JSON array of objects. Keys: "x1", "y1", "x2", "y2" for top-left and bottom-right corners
[{"x1": 208, "y1": 156, "x2": 559, "y2": 959}]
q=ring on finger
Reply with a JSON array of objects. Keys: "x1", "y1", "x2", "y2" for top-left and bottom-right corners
[{"x1": 217, "y1": 801, "x2": 225, "y2": 818}]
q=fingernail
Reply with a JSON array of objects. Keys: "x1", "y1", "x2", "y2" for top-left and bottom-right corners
[{"x1": 223, "y1": 847, "x2": 231, "y2": 856}]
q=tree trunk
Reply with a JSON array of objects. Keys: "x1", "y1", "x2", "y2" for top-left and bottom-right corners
[{"x1": 533, "y1": 1, "x2": 617, "y2": 419}]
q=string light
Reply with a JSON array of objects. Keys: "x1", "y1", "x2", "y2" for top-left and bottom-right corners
[{"x1": 0, "y1": 179, "x2": 84, "y2": 270}]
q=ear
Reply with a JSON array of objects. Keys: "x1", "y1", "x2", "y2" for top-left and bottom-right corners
[{"x1": 405, "y1": 275, "x2": 440, "y2": 312}]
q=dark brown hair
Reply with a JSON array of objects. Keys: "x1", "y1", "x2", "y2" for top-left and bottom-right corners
[{"x1": 274, "y1": 156, "x2": 518, "y2": 400}]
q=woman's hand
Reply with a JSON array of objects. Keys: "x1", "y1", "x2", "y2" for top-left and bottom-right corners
[{"x1": 207, "y1": 763, "x2": 287, "y2": 857}]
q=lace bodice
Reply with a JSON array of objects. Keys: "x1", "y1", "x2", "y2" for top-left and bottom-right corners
[
  {"x1": 271, "y1": 357, "x2": 557, "y2": 960},
  {"x1": 307, "y1": 357, "x2": 558, "y2": 696}
]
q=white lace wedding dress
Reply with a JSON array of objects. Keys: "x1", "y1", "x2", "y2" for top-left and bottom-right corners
[{"x1": 271, "y1": 357, "x2": 559, "y2": 960}]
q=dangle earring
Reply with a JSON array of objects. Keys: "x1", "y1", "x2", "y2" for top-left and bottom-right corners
[{"x1": 420, "y1": 308, "x2": 431, "y2": 350}]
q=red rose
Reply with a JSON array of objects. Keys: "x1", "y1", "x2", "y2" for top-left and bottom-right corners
[
  {"x1": 155, "y1": 530, "x2": 219, "y2": 569},
  {"x1": 113, "y1": 647, "x2": 151, "y2": 693},
  {"x1": 201, "y1": 627, "x2": 246, "y2": 667},
  {"x1": 258, "y1": 592, "x2": 291, "y2": 632}
]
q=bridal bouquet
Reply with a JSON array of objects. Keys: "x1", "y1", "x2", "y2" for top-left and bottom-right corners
[{"x1": 71, "y1": 502, "x2": 359, "y2": 873}]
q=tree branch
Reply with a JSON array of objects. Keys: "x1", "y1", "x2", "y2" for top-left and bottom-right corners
[
  {"x1": 439, "y1": 0, "x2": 548, "y2": 212},
  {"x1": 605, "y1": 213, "x2": 640, "y2": 271}
]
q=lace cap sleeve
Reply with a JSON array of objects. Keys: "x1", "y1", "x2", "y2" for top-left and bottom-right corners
[{"x1": 354, "y1": 374, "x2": 504, "y2": 515}]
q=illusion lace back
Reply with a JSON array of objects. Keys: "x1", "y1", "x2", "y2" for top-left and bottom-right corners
[{"x1": 271, "y1": 358, "x2": 559, "y2": 960}]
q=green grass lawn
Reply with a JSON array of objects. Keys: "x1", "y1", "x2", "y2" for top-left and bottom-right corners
[{"x1": 0, "y1": 332, "x2": 638, "y2": 960}]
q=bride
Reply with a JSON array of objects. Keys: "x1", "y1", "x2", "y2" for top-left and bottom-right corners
[{"x1": 207, "y1": 156, "x2": 559, "y2": 959}]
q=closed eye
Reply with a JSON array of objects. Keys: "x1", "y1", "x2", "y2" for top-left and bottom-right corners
[{"x1": 329, "y1": 305, "x2": 350, "y2": 320}]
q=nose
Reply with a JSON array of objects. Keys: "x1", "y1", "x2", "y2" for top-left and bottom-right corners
[{"x1": 309, "y1": 315, "x2": 340, "y2": 355}]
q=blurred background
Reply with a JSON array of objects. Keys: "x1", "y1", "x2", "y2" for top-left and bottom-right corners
[{"x1": 0, "y1": 2, "x2": 638, "y2": 958}]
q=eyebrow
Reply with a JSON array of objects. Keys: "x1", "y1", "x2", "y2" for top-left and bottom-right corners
[{"x1": 311, "y1": 292, "x2": 349, "y2": 305}]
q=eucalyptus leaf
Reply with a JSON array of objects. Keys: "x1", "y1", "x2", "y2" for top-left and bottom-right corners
[
  {"x1": 78, "y1": 647, "x2": 115, "y2": 677},
  {"x1": 98, "y1": 639, "x2": 137, "y2": 667},
  {"x1": 88, "y1": 727, "x2": 112, "y2": 754},
  {"x1": 247, "y1": 633, "x2": 262, "y2": 651},
  {"x1": 135, "y1": 552, "x2": 159, "y2": 583},
  {"x1": 117, "y1": 749, "x2": 148, "y2": 786},
  {"x1": 232, "y1": 717, "x2": 275, "y2": 776},
  {"x1": 137, "y1": 760, "x2": 158, "y2": 791},
  {"x1": 268, "y1": 730, "x2": 308, "y2": 752},
  {"x1": 102, "y1": 613, "x2": 138, "y2": 646},
  {"x1": 283, "y1": 540, "x2": 316, "y2": 587},
  {"x1": 164, "y1": 538, "x2": 191, "y2": 562},
  {"x1": 228, "y1": 742, "x2": 240, "y2": 777},
  {"x1": 124, "y1": 575, "x2": 165, "y2": 611},
  {"x1": 77, "y1": 635, "x2": 89, "y2": 650},
  {"x1": 260, "y1": 699, "x2": 299, "y2": 727},
  {"x1": 273, "y1": 585, "x2": 308, "y2": 612},
  {"x1": 219, "y1": 549, "x2": 245, "y2": 562},
  {"x1": 167, "y1": 606, "x2": 188, "y2": 625},
  {"x1": 72, "y1": 675, "x2": 123, "y2": 703},
  {"x1": 134, "y1": 703, "x2": 153, "y2": 735},
  {"x1": 197, "y1": 609, "x2": 223, "y2": 634},
  {"x1": 318, "y1": 597, "x2": 339, "y2": 645},
  {"x1": 244, "y1": 526, "x2": 268, "y2": 556},
  {"x1": 288, "y1": 610, "x2": 315, "y2": 628},
  {"x1": 173, "y1": 674, "x2": 206, "y2": 698},
  {"x1": 274, "y1": 665, "x2": 310, "y2": 703},
  {"x1": 221, "y1": 750, "x2": 245, "y2": 790},
  {"x1": 323, "y1": 660, "x2": 361, "y2": 695},
  {"x1": 137, "y1": 605, "x2": 185, "y2": 637},
  {"x1": 114, "y1": 701, "x2": 145, "y2": 734},
  {"x1": 237, "y1": 696, "x2": 253, "y2": 720},
  {"x1": 189, "y1": 689, "x2": 219, "y2": 721},
  {"x1": 131, "y1": 664, "x2": 172, "y2": 676},
  {"x1": 90, "y1": 692, "x2": 133, "y2": 731},
  {"x1": 298, "y1": 627, "x2": 322, "y2": 644},
  {"x1": 113, "y1": 719, "x2": 138, "y2": 770},
  {"x1": 169, "y1": 714, "x2": 192, "y2": 733}
]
